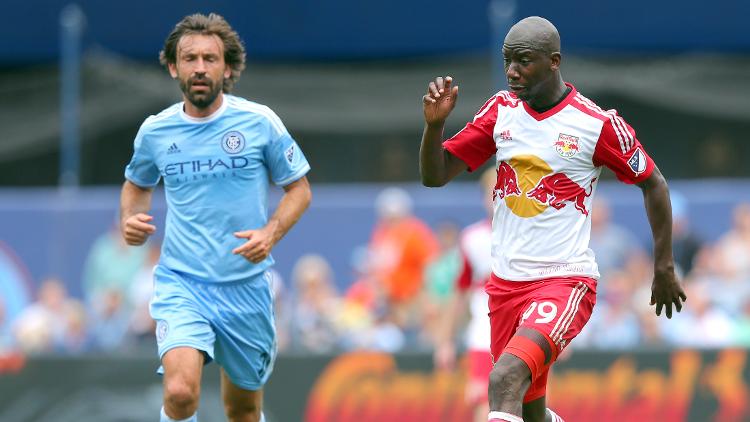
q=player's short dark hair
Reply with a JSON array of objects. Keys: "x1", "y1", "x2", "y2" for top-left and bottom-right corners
[{"x1": 160, "y1": 13, "x2": 246, "y2": 93}]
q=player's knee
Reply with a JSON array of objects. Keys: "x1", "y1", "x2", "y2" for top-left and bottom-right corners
[
  {"x1": 224, "y1": 401, "x2": 261, "y2": 422},
  {"x1": 164, "y1": 379, "x2": 200, "y2": 413},
  {"x1": 488, "y1": 355, "x2": 530, "y2": 399}
]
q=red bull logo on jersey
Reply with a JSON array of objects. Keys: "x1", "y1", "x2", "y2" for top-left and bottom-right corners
[
  {"x1": 493, "y1": 161, "x2": 522, "y2": 200},
  {"x1": 527, "y1": 174, "x2": 596, "y2": 216},
  {"x1": 554, "y1": 133, "x2": 580, "y2": 158}
]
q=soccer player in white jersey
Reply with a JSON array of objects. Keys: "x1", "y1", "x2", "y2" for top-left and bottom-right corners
[
  {"x1": 120, "y1": 13, "x2": 311, "y2": 422},
  {"x1": 434, "y1": 168, "x2": 495, "y2": 422},
  {"x1": 420, "y1": 16, "x2": 686, "y2": 422}
]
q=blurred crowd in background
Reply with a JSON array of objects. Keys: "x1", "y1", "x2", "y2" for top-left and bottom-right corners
[{"x1": 2, "y1": 185, "x2": 750, "y2": 358}]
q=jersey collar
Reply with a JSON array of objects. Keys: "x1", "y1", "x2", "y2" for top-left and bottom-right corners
[
  {"x1": 179, "y1": 94, "x2": 229, "y2": 124},
  {"x1": 521, "y1": 83, "x2": 577, "y2": 121}
]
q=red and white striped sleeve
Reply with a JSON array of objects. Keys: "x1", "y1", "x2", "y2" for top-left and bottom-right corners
[
  {"x1": 592, "y1": 113, "x2": 655, "y2": 184},
  {"x1": 442, "y1": 95, "x2": 499, "y2": 172}
]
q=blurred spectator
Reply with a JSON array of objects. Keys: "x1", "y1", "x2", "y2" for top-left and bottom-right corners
[
  {"x1": 589, "y1": 197, "x2": 648, "y2": 278},
  {"x1": 670, "y1": 191, "x2": 702, "y2": 275},
  {"x1": 420, "y1": 220, "x2": 461, "y2": 347},
  {"x1": 734, "y1": 298, "x2": 750, "y2": 346},
  {"x1": 12, "y1": 277, "x2": 86, "y2": 354},
  {"x1": 0, "y1": 241, "x2": 33, "y2": 330},
  {"x1": 128, "y1": 242, "x2": 160, "y2": 344},
  {"x1": 368, "y1": 187, "x2": 439, "y2": 328},
  {"x1": 0, "y1": 298, "x2": 13, "y2": 353},
  {"x1": 289, "y1": 254, "x2": 342, "y2": 353},
  {"x1": 714, "y1": 203, "x2": 750, "y2": 283},
  {"x1": 661, "y1": 281, "x2": 734, "y2": 348},
  {"x1": 582, "y1": 271, "x2": 642, "y2": 349},
  {"x1": 82, "y1": 221, "x2": 150, "y2": 306},
  {"x1": 90, "y1": 289, "x2": 131, "y2": 351}
]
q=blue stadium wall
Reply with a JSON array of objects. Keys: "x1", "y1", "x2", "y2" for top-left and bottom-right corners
[{"x1": 2, "y1": 0, "x2": 748, "y2": 63}]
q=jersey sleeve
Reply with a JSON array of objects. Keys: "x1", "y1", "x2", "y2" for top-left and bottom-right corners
[
  {"x1": 262, "y1": 110, "x2": 311, "y2": 186},
  {"x1": 592, "y1": 116, "x2": 655, "y2": 184},
  {"x1": 124, "y1": 123, "x2": 161, "y2": 187},
  {"x1": 442, "y1": 95, "x2": 499, "y2": 172}
]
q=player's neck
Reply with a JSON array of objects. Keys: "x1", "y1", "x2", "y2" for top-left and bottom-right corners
[
  {"x1": 527, "y1": 78, "x2": 568, "y2": 112},
  {"x1": 183, "y1": 93, "x2": 225, "y2": 118}
]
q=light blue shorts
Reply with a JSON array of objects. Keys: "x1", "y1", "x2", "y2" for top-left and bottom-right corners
[{"x1": 150, "y1": 265, "x2": 277, "y2": 390}]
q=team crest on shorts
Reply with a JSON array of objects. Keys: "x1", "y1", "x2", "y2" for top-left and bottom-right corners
[
  {"x1": 554, "y1": 133, "x2": 580, "y2": 158},
  {"x1": 156, "y1": 320, "x2": 169, "y2": 343},
  {"x1": 221, "y1": 131, "x2": 246, "y2": 154}
]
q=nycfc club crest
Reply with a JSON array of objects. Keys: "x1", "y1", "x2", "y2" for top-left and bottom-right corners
[
  {"x1": 221, "y1": 131, "x2": 246, "y2": 154},
  {"x1": 156, "y1": 320, "x2": 169, "y2": 343},
  {"x1": 554, "y1": 133, "x2": 580, "y2": 158}
]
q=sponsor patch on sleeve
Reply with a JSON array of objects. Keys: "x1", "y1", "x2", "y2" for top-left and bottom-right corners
[{"x1": 627, "y1": 147, "x2": 647, "y2": 176}]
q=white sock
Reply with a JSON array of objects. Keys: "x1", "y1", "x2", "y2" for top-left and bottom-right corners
[
  {"x1": 546, "y1": 408, "x2": 564, "y2": 422},
  {"x1": 488, "y1": 411, "x2": 524, "y2": 422},
  {"x1": 160, "y1": 406, "x2": 197, "y2": 422}
]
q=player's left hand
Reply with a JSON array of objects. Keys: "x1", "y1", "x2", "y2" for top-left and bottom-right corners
[
  {"x1": 232, "y1": 226, "x2": 277, "y2": 263},
  {"x1": 650, "y1": 270, "x2": 687, "y2": 319}
]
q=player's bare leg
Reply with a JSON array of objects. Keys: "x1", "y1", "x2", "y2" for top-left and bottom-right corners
[
  {"x1": 162, "y1": 347, "x2": 204, "y2": 420},
  {"x1": 221, "y1": 368, "x2": 264, "y2": 422},
  {"x1": 488, "y1": 352, "x2": 531, "y2": 420}
]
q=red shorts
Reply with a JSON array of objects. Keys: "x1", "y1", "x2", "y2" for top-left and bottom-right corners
[{"x1": 486, "y1": 275, "x2": 596, "y2": 402}]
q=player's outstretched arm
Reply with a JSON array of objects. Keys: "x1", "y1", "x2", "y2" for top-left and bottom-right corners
[
  {"x1": 420, "y1": 76, "x2": 466, "y2": 187},
  {"x1": 233, "y1": 176, "x2": 312, "y2": 263},
  {"x1": 637, "y1": 167, "x2": 687, "y2": 318},
  {"x1": 120, "y1": 180, "x2": 156, "y2": 246}
]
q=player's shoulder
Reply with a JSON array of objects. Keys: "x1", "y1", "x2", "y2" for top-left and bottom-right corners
[
  {"x1": 140, "y1": 102, "x2": 182, "y2": 129},
  {"x1": 476, "y1": 90, "x2": 521, "y2": 112},
  {"x1": 225, "y1": 95, "x2": 286, "y2": 133},
  {"x1": 568, "y1": 90, "x2": 623, "y2": 123}
]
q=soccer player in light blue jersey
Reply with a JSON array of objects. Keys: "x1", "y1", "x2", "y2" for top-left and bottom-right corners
[{"x1": 120, "y1": 13, "x2": 311, "y2": 422}]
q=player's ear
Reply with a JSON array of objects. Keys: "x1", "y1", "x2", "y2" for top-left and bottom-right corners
[
  {"x1": 168, "y1": 62, "x2": 178, "y2": 79},
  {"x1": 224, "y1": 65, "x2": 232, "y2": 80},
  {"x1": 550, "y1": 52, "x2": 562, "y2": 71}
]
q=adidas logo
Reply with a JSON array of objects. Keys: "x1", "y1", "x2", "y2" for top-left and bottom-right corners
[
  {"x1": 499, "y1": 129, "x2": 513, "y2": 141},
  {"x1": 167, "y1": 143, "x2": 181, "y2": 154}
]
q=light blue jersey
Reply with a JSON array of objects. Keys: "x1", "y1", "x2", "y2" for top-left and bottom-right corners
[{"x1": 125, "y1": 95, "x2": 310, "y2": 282}]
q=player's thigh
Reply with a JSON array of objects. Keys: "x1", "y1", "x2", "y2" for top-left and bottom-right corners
[
  {"x1": 213, "y1": 274, "x2": 277, "y2": 391},
  {"x1": 221, "y1": 368, "x2": 263, "y2": 418},
  {"x1": 521, "y1": 277, "x2": 596, "y2": 353}
]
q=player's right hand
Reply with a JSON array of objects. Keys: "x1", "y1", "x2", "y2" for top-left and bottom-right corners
[
  {"x1": 122, "y1": 213, "x2": 156, "y2": 246},
  {"x1": 423, "y1": 76, "x2": 459, "y2": 126}
]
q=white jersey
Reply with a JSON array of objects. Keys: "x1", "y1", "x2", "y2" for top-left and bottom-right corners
[
  {"x1": 444, "y1": 84, "x2": 654, "y2": 283},
  {"x1": 456, "y1": 219, "x2": 492, "y2": 351}
]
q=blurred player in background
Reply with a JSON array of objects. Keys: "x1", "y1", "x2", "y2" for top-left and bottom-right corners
[
  {"x1": 120, "y1": 13, "x2": 311, "y2": 422},
  {"x1": 434, "y1": 167, "x2": 495, "y2": 422},
  {"x1": 420, "y1": 16, "x2": 686, "y2": 422}
]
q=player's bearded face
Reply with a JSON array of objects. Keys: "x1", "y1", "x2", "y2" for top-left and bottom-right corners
[
  {"x1": 179, "y1": 73, "x2": 223, "y2": 109},
  {"x1": 172, "y1": 34, "x2": 229, "y2": 109}
]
